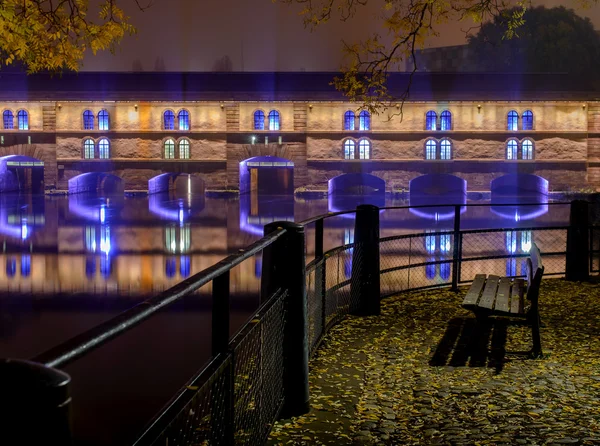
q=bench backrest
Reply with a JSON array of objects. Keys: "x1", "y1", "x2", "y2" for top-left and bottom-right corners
[{"x1": 526, "y1": 242, "x2": 544, "y2": 303}]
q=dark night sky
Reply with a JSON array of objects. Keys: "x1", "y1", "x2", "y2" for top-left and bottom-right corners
[{"x1": 80, "y1": 0, "x2": 600, "y2": 72}]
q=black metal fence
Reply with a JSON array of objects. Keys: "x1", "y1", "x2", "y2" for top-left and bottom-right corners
[{"x1": 1, "y1": 200, "x2": 596, "y2": 445}]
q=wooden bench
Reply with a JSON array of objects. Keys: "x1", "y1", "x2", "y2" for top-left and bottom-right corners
[{"x1": 462, "y1": 242, "x2": 545, "y2": 358}]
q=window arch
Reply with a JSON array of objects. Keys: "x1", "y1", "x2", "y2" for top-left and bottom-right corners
[
  {"x1": 507, "y1": 110, "x2": 519, "y2": 131},
  {"x1": 343, "y1": 139, "x2": 355, "y2": 159},
  {"x1": 98, "y1": 110, "x2": 109, "y2": 131},
  {"x1": 522, "y1": 110, "x2": 533, "y2": 130},
  {"x1": 83, "y1": 110, "x2": 94, "y2": 130},
  {"x1": 359, "y1": 110, "x2": 371, "y2": 131},
  {"x1": 83, "y1": 138, "x2": 95, "y2": 159},
  {"x1": 3, "y1": 110, "x2": 13, "y2": 130},
  {"x1": 425, "y1": 139, "x2": 437, "y2": 159},
  {"x1": 17, "y1": 110, "x2": 28, "y2": 130},
  {"x1": 254, "y1": 110, "x2": 265, "y2": 130},
  {"x1": 440, "y1": 139, "x2": 452, "y2": 160},
  {"x1": 426, "y1": 111, "x2": 437, "y2": 131},
  {"x1": 440, "y1": 110, "x2": 452, "y2": 131},
  {"x1": 358, "y1": 139, "x2": 371, "y2": 159},
  {"x1": 164, "y1": 110, "x2": 175, "y2": 130},
  {"x1": 98, "y1": 138, "x2": 110, "y2": 159},
  {"x1": 164, "y1": 138, "x2": 176, "y2": 159},
  {"x1": 268, "y1": 110, "x2": 280, "y2": 130},
  {"x1": 178, "y1": 110, "x2": 190, "y2": 131},
  {"x1": 506, "y1": 139, "x2": 518, "y2": 160},
  {"x1": 344, "y1": 110, "x2": 355, "y2": 130},
  {"x1": 521, "y1": 139, "x2": 534, "y2": 160},
  {"x1": 179, "y1": 139, "x2": 190, "y2": 159}
]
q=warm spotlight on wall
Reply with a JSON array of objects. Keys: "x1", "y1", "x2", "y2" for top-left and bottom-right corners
[
  {"x1": 309, "y1": 104, "x2": 313, "y2": 111},
  {"x1": 134, "y1": 104, "x2": 138, "y2": 111},
  {"x1": 220, "y1": 103, "x2": 224, "y2": 110},
  {"x1": 477, "y1": 104, "x2": 481, "y2": 113},
  {"x1": 57, "y1": 104, "x2": 62, "y2": 110},
  {"x1": 583, "y1": 103, "x2": 587, "y2": 110},
  {"x1": 396, "y1": 104, "x2": 400, "y2": 110}
]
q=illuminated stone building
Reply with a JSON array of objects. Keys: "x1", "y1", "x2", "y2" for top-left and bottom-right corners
[{"x1": 0, "y1": 71, "x2": 598, "y2": 195}]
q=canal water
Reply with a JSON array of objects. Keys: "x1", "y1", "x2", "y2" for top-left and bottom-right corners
[{"x1": 0, "y1": 192, "x2": 570, "y2": 445}]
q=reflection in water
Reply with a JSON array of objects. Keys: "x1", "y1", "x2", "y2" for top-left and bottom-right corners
[
  {"x1": 425, "y1": 230, "x2": 453, "y2": 281},
  {"x1": 240, "y1": 193, "x2": 294, "y2": 236},
  {"x1": 491, "y1": 193, "x2": 548, "y2": 221},
  {"x1": 505, "y1": 230, "x2": 533, "y2": 276}
]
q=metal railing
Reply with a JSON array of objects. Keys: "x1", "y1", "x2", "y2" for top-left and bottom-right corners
[{"x1": 1, "y1": 199, "x2": 596, "y2": 445}]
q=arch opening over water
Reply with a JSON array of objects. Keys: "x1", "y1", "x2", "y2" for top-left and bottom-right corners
[
  {"x1": 68, "y1": 173, "x2": 124, "y2": 195},
  {"x1": 490, "y1": 174, "x2": 549, "y2": 197},
  {"x1": 0, "y1": 155, "x2": 44, "y2": 193},
  {"x1": 409, "y1": 174, "x2": 467, "y2": 221},
  {"x1": 148, "y1": 173, "x2": 205, "y2": 195},
  {"x1": 239, "y1": 156, "x2": 294, "y2": 195},
  {"x1": 490, "y1": 174, "x2": 549, "y2": 221}
]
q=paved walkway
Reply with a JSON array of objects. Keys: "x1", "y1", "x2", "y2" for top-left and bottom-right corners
[{"x1": 268, "y1": 279, "x2": 600, "y2": 445}]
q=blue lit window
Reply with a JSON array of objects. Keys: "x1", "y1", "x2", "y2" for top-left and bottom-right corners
[
  {"x1": 85, "y1": 257, "x2": 96, "y2": 277},
  {"x1": 344, "y1": 111, "x2": 355, "y2": 130},
  {"x1": 440, "y1": 139, "x2": 452, "y2": 160},
  {"x1": 17, "y1": 110, "x2": 28, "y2": 130},
  {"x1": 85, "y1": 226, "x2": 96, "y2": 251},
  {"x1": 358, "y1": 139, "x2": 371, "y2": 159},
  {"x1": 6, "y1": 257, "x2": 16, "y2": 277},
  {"x1": 440, "y1": 234, "x2": 451, "y2": 253},
  {"x1": 180, "y1": 225, "x2": 191, "y2": 253},
  {"x1": 165, "y1": 226, "x2": 176, "y2": 253},
  {"x1": 164, "y1": 138, "x2": 175, "y2": 159},
  {"x1": 83, "y1": 110, "x2": 94, "y2": 130},
  {"x1": 425, "y1": 139, "x2": 437, "y2": 160},
  {"x1": 426, "y1": 111, "x2": 437, "y2": 130},
  {"x1": 98, "y1": 138, "x2": 110, "y2": 159},
  {"x1": 521, "y1": 231, "x2": 532, "y2": 253},
  {"x1": 100, "y1": 225, "x2": 111, "y2": 254},
  {"x1": 344, "y1": 229, "x2": 354, "y2": 246},
  {"x1": 359, "y1": 110, "x2": 371, "y2": 131},
  {"x1": 522, "y1": 110, "x2": 533, "y2": 130},
  {"x1": 344, "y1": 255, "x2": 352, "y2": 278},
  {"x1": 506, "y1": 139, "x2": 518, "y2": 160},
  {"x1": 255, "y1": 256, "x2": 262, "y2": 278},
  {"x1": 268, "y1": 110, "x2": 280, "y2": 130},
  {"x1": 21, "y1": 255, "x2": 31, "y2": 277},
  {"x1": 84, "y1": 138, "x2": 95, "y2": 159},
  {"x1": 100, "y1": 255, "x2": 112, "y2": 278},
  {"x1": 522, "y1": 139, "x2": 533, "y2": 160},
  {"x1": 507, "y1": 110, "x2": 519, "y2": 131},
  {"x1": 178, "y1": 110, "x2": 190, "y2": 130},
  {"x1": 440, "y1": 263, "x2": 450, "y2": 280},
  {"x1": 98, "y1": 110, "x2": 109, "y2": 131},
  {"x1": 254, "y1": 110, "x2": 265, "y2": 130},
  {"x1": 426, "y1": 262, "x2": 436, "y2": 280},
  {"x1": 180, "y1": 256, "x2": 191, "y2": 278},
  {"x1": 506, "y1": 231, "x2": 517, "y2": 254},
  {"x1": 3, "y1": 110, "x2": 13, "y2": 129},
  {"x1": 164, "y1": 110, "x2": 175, "y2": 130},
  {"x1": 179, "y1": 139, "x2": 190, "y2": 159},
  {"x1": 343, "y1": 139, "x2": 355, "y2": 159},
  {"x1": 425, "y1": 234, "x2": 436, "y2": 253},
  {"x1": 165, "y1": 257, "x2": 177, "y2": 278},
  {"x1": 440, "y1": 110, "x2": 452, "y2": 131},
  {"x1": 506, "y1": 258, "x2": 517, "y2": 277}
]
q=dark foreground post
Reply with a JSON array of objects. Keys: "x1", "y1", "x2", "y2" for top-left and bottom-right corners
[
  {"x1": 0, "y1": 358, "x2": 72, "y2": 445},
  {"x1": 451, "y1": 205, "x2": 462, "y2": 291},
  {"x1": 350, "y1": 205, "x2": 381, "y2": 316},
  {"x1": 566, "y1": 200, "x2": 589, "y2": 282},
  {"x1": 262, "y1": 222, "x2": 310, "y2": 418}
]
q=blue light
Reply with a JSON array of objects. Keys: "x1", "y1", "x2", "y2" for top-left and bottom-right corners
[
  {"x1": 100, "y1": 226, "x2": 111, "y2": 254},
  {"x1": 179, "y1": 208, "x2": 184, "y2": 224},
  {"x1": 21, "y1": 222, "x2": 28, "y2": 240},
  {"x1": 100, "y1": 205, "x2": 106, "y2": 224},
  {"x1": 514, "y1": 211, "x2": 520, "y2": 222}
]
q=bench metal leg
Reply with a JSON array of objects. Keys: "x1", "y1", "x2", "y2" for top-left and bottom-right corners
[{"x1": 530, "y1": 309, "x2": 543, "y2": 359}]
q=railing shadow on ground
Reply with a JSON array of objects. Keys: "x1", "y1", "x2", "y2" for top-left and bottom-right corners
[{"x1": 1, "y1": 200, "x2": 598, "y2": 445}]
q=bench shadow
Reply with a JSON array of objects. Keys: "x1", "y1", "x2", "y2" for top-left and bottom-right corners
[{"x1": 429, "y1": 317, "x2": 524, "y2": 374}]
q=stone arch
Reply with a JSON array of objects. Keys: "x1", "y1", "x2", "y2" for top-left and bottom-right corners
[
  {"x1": 490, "y1": 174, "x2": 548, "y2": 196},
  {"x1": 148, "y1": 173, "x2": 205, "y2": 195},
  {"x1": 0, "y1": 154, "x2": 45, "y2": 193},
  {"x1": 239, "y1": 155, "x2": 294, "y2": 195},
  {"x1": 328, "y1": 173, "x2": 385, "y2": 195},
  {"x1": 68, "y1": 172, "x2": 124, "y2": 195},
  {"x1": 409, "y1": 174, "x2": 467, "y2": 220},
  {"x1": 0, "y1": 144, "x2": 56, "y2": 190},
  {"x1": 409, "y1": 173, "x2": 466, "y2": 196}
]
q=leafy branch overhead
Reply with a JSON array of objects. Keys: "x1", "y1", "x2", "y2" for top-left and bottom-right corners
[
  {"x1": 278, "y1": 0, "x2": 596, "y2": 115},
  {"x1": 0, "y1": 0, "x2": 151, "y2": 72}
]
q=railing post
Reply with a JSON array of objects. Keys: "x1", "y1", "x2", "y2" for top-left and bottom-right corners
[
  {"x1": 0, "y1": 359, "x2": 72, "y2": 445},
  {"x1": 451, "y1": 205, "x2": 461, "y2": 291},
  {"x1": 315, "y1": 218, "x2": 327, "y2": 336},
  {"x1": 350, "y1": 205, "x2": 380, "y2": 316},
  {"x1": 566, "y1": 200, "x2": 589, "y2": 282},
  {"x1": 262, "y1": 222, "x2": 310, "y2": 418}
]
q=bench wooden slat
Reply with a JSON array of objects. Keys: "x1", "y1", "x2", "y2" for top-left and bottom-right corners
[
  {"x1": 494, "y1": 277, "x2": 511, "y2": 313},
  {"x1": 511, "y1": 278, "x2": 525, "y2": 314},
  {"x1": 463, "y1": 274, "x2": 486, "y2": 307},
  {"x1": 478, "y1": 275, "x2": 500, "y2": 310}
]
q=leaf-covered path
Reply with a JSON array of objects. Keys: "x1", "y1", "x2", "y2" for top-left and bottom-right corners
[{"x1": 268, "y1": 279, "x2": 600, "y2": 445}]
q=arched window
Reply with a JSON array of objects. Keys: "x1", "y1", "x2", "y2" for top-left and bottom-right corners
[
  {"x1": 506, "y1": 139, "x2": 518, "y2": 160},
  {"x1": 522, "y1": 139, "x2": 533, "y2": 160},
  {"x1": 83, "y1": 110, "x2": 94, "y2": 130},
  {"x1": 83, "y1": 139, "x2": 95, "y2": 159},
  {"x1": 507, "y1": 110, "x2": 519, "y2": 131},
  {"x1": 440, "y1": 110, "x2": 452, "y2": 131},
  {"x1": 358, "y1": 139, "x2": 371, "y2": 159},
  {"x1": 254, "y1": 110, "x2": 265, "y2": 130},
  {"x1": 522, "y1": 110, "x2": 533, "y2": 130},
  {"x1": 268, "y1": 110, "x2": 280, "y2": 130},
  {"x1": 180, "y1": 256, "x2": 191, "y2": 278},
  {"x1": 343, "y1": 139, "x2": 355, "y2": 159},
  {"x1": 21, "y1": 255, "x2": 31, "y2": 277},
  {"x1": 440, "y1": 139, "x2": 452, "y2": 160},
  {"x1": 98, "y1": 110, "x2": 109, "y2": 131},
  {"x1": 426, "y1": 111, "x2": 437, "y2": 131},
  {"x1": 164, "y1": 138, "x2": 175, "y2": 159},
  {"x1": 344, "y1": 110, "x2": 355, "y2": 130},
  {"x1": 179, "y1": 139, "x2": 190, "y2": 159},
  {"x1": 98, "y1": 138, "x2": 110, "y2": 159},
  {"x1": 178, "y1": 110, "x2": 190, "y2": 131},
  {"x1": 425, "y1": 139, "x2": 437, "y2": 159},
  {"x1": 17, "y1": 110, "x2": 28, "y2": 130},
  {"x1": 359, "y1": 110, "x2": 371, "y2": 131},
  {"x1": 3, "y1": 110, "x2": 13, "y2": 129},
  {"x1": 163, "y1": 110, "x2": 175, "y2": 130}
]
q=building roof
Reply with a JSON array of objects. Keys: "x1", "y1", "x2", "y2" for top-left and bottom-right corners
[{"x1": 0, "y1": 71, "x2": 597, "y2": 102}]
